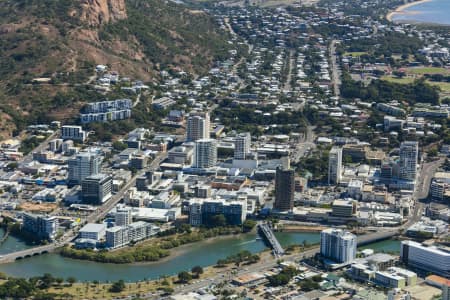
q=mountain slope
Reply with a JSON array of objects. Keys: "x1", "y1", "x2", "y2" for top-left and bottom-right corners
[{"x1": 0, "y1": 0, "x2": 231, "y2": 138}]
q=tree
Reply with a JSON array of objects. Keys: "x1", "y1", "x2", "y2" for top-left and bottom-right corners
[
  {"x1": 191, "y1": 266, "x2": 204, "y2": 278},
  {"x1": 210, "y1": 214, "x2": 227, "y2": 227},
  {"x1": 242, "y1": 220, "x2": 256, "y2": 232},
  {"x1": 109, "y1": 280, "x2": 125, "y2": 293},
  {"x1": 177, "y1": 271, "x2": 192, "y2": 283},
  {"x1": 112, "y1": 141, "x2": 127, "y2": 151},
  {"x1": 39, "y1": 273, "x2": 55, "y2": 289},
  {"x1": 67, "y1": 277, "x2": 76, "y2": 286},
  {"x1": 299, "y1": 279, "x2": 319, "y2": 291}
]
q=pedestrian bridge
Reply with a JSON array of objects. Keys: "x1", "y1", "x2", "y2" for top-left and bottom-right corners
[{"x1": 258, "y1": 223, "x2": 285, "y2": 256}]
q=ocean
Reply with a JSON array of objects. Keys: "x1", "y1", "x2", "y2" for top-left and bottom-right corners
[{"x1": 392, "y1": 0, "x2": 450, "y2": 25}]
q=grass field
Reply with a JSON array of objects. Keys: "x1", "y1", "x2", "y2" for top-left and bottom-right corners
[
  {"x1": 381, "y1": 76, "x2": 450, "y2": 95},
  {"x1": 406, "y1": 67, "x2": 450, "y2": 75},
  {"x1": 344, "y1": 51, "x2": 368, "y2": 57},
  {"x1": 429, "y1": 81, "x2": 450, "y2": 92},
  {"x1": 381, "y1": 76, "x2": 415, "y2": 84}
]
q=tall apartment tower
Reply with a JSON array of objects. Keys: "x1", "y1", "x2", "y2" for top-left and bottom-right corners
[
  {"x1": 320, "y1": 228, "x2": 357, "y2": 264},
  {"x1": 194, "y1": 138, "x2": 217, "y2": 168},
  {"x1": 274, "y1": 160, "x2": 295, "y2": 211},
  {"x1": 399, "y1": 141, "x2": 419, "y2": 181},
  {"x1": 68, "y1": 152, "x2": 102, "y2": 185},
  {"x1": 234, "y1": 132, "x2": 251, "y2": 160},
  {"x1": 328, "y1": 147, "x2": 342, "y2": 185},
  {"x1": 115, "y1": 207, "x2": 132, "y2": 226},
  {"x1": 186, "y1": 112, "x2": 210, "y2": 142}
]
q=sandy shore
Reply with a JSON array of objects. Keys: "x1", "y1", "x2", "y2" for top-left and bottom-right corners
[{"x1": 386, "y1": 0, "x2": 432, "y2": 22}]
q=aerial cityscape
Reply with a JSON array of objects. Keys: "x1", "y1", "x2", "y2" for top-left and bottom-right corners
[{"x1": 0, "y1": 0, "x2": 449, "y2": 299}]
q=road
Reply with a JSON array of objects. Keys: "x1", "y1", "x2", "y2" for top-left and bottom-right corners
[
  {"x1": 283, "y1": 49, "x2": 295, "y2": 92},
  {"x1": 329, "y1": 39, "x2": 341, "y2": 97},
  {"x1": 403, "y1": 157, "x2": 444, "y2": 229},
  {"x1": 291, "y1": 126, "x2": 316, "y2": 163}
]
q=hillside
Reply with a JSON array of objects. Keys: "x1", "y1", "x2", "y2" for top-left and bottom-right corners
[{"x1": 0, "y1": 0, "x2": 231, "y2": 138}]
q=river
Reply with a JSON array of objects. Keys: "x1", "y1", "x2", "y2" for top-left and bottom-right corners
[{"x1": 0, "y1": 230, "x2": 400, "y2": 282}]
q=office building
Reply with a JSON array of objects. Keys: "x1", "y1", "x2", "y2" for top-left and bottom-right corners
[
  {"x1": 129, "y1": 155, "x2": 147, "y2": 170},
  {"x1": 68, "y1": 152, "x2": 102, "y2": 185},
  {"x1": 320, "y1": 228, "x2": 357, "y2": 264},
  {"x1": 194, "y1": 139, "x2": 217, "y2": 168},
  {"x1": 186, "y1": 113, "x2": 210, "y2": 142},
  {"x1": 399, "y1": 141, "x2": 419, "y2": 181},
  {"x1": 189, "y1": 198, "x2": 247, "y2": 227},
  {"x1": 234, "y1": 132, "x2": 251, "y2": 160},
  {"x1": 332, "y1": 199, "x2": 356, "y2": 218},
  {"x1": 79, "y1": 223, "x2": 106, "y2": 241},
  {"x1": 168, "y1": 146, "x2": 193, "y2": 165},
  {"x1": 328, "y1": 147, "x2": 342, "y2": 185},
  {"x1": 81, "y1": 174, "x2": 112, "y2": 204},
  {"x1": 274, "y1": 164, "x2": 295, "y2": 211},
  {"x1": 22, "y1": 212, "x2": 58, "y2": 241},
  {"x1": 115, "y1": 207, "x2": 132, "y2": 226},
  {"x1": 61, "y1": 125, "x2": 87, "y2": 142},
  {"x1": 400, "y1": 240, "x2": 450, "y2": 278}
]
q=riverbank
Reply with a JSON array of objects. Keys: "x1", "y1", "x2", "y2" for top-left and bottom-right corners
[
  {"x1": 386, "y1": 0, "x2": 432, "y2": 22},
  {"x1": 59, "y1": 226, "x2": 248, "y2": 264}
]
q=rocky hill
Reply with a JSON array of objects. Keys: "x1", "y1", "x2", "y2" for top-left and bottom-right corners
[{"x1": 0, "y1": 0, "x2": 231, "y2": 138}]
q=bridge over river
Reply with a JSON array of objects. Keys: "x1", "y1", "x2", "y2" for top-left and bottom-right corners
[{"x1": 258, "y1": 223, "x2": 398, "y2": 257}]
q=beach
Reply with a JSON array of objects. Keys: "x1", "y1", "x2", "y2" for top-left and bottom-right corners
[{"x1": 386, "y1": 0, "x2": 432, "y2": 22}]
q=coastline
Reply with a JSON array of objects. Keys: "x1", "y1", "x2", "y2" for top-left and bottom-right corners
[{"x1": 386, "y1": 0, "x2": 432, "y2": 22}]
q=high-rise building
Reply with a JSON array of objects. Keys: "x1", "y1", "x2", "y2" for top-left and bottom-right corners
[
  {"x1": 234, "y1": 132, "x2": 251, "y2": 160},
  {"x1": 186, "y1": 113, "x2": 210, "y2": 142},
  {"x1": 400, "y1": 240, "x2": 450, "y2": 278},
  {"x1": 328, "y1": 147, "x2": 342, "y2": 185},
  {"x1": 399, "y1": 141, "x2": 419, "y2": 180},
  {"x1": 68, "y1": 152, "x2": 102, "y2": 185},
  {"x1": 274, "y1": 162, "x2": 295, "y2": 211},
  {"x1": 320, "y1": 228, "x2": 357, "y2": 264},
  {"x1": 194, "y1": 138, "x2": 217, "y2": 168},
  {"x1": 22, "y1": 212, "x2": 58, "y2": 241},
  {"x1": 115, "y1": 207, "x2": 132, "y2": 226},
  {"x1": 81, "y1": 174, "x2": 112, "y2": 204}
]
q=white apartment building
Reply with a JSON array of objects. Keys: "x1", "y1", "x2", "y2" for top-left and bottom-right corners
[
  {"x1": 115, "y1": 207, "x2": 132, "y2": 226},
  {"x1": 194, "y1": 139, "x2": 217, "y2": 168},
  {"x1": 320, "y1": 228, "x2": 357, "y2": 264},
  {"x1": 186, "y1": 113, "x2": 210, "y2": 142},
  {"x1": 106, "y1": 221, "x2": 159, "y2": 249},
  {"x1": 328, "y1": 147, "x2": 342, "y2": 185},
  {"x1": 61, "y1": 125, "x2": 86, "y2": 142},
  {"x1": 234, "y1": 132, "x2": 251, "y2": 160},
  {"x1": 399, "y1": 141, "x2": 418, "y2": 181}
]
